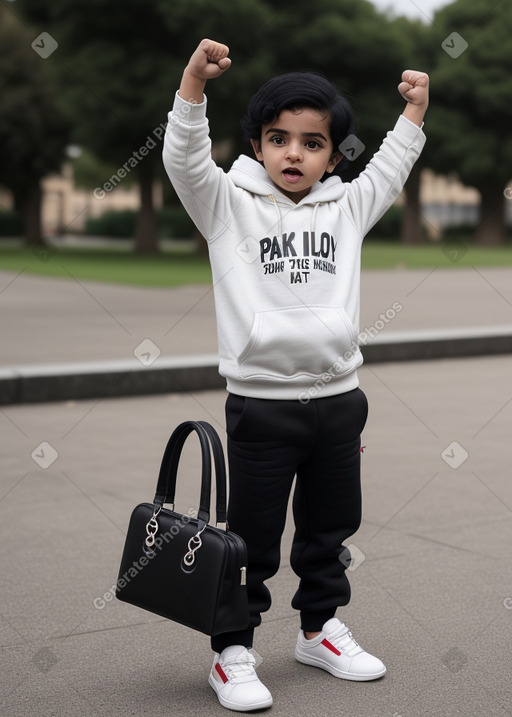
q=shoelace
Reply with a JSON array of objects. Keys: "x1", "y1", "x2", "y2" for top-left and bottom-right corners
[
  {"x1": 327, "y1": 624, "x2": 364, "y2": 658},
  {"x1": 221, "y1": 651, "x2": 257, "y2": 683}
]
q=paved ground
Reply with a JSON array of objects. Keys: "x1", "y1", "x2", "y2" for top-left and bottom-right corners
[
  {"x1": 1, "y1": 266, "x2": 512, "y2": 716},
  {"x1": 1, "y1": 266, "x2": 512, "y2": 366},
  {"x1": 1, "y1": 359, "x2": 512, "y2": 717}
]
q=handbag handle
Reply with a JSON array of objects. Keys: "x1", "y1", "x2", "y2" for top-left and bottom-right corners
[
  {"x1": 197, "y1": 421, "x2": 227, "y2": 525},
  {"x1": 153, "y1": 420, "x2": 227, "y2": 526}
]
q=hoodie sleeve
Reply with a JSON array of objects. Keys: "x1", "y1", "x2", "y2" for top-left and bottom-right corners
[
  {"x1": 162, "y1": 92, "x2": 242, "y2": 242},
  {"x1": 342, "y1": 115, "x2": 426, "y2": 237}
]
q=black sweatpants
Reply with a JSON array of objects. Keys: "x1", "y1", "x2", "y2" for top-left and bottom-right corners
[{"x1": 211, "y1": 388, "x2": 368, "y2": 654}]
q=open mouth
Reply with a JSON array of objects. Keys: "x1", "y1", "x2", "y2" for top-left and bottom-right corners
[{"x1": 282, "y1": 167, "x2": 303, "y2": 183}]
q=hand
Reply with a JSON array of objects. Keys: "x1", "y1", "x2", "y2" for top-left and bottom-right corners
[
  {"x1": 398, "y1": 70, "x2": 429, "y2": 107},
  {"x1": 186, "y1": 39, "x2": 231, "y2": 82},
  {"x1": 399, "y1": 70, "x2": 429, "y2": 126}
]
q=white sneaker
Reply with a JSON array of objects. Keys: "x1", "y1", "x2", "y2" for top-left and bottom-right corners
[
  {"x1": 295, "y1": 617, "x2": 386, "y2": 681},
  {"x1": 209, "y1": 645, "x2": 273, "y2": 712}
]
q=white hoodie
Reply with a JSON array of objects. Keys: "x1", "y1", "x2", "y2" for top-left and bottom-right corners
[{"x1": 163, "y1": 92, "x2": 426, "y2": 400}]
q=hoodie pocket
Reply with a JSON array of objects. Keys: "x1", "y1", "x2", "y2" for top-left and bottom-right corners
[{"x1": 237, "y1": 306, "x2": 361, "y2": 380}]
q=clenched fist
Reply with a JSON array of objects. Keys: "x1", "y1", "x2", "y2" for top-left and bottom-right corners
[
  {"x1": 399, "y1": 70, "x2": 429, "y2": 127},
  {"x1": 179, "y1": 39, "x2": 231, "y2": 104},
  {"x1": 398, "y1": 70, "x2": 429, "y2": 106},
  {"x1": 186, "y1": 39, "x2": 231, "y2": 82}
]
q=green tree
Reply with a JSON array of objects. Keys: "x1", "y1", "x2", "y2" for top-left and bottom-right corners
[
  {"x1": 261, "y1": 0, "x2": 426, "y2": 242},
  {"x1": 392, "y1": 15, "x2": 432, "y2": 244},
  {"x1": 266, "y1": 0, "x2": 410, "y2": 174},
  {"x1": 156, "y1": 0, "x2": 276, "y2": 155},
  {"x1": 16, "y1": 0, "x2": 181, "y2": 252},
  {"x1": 156, "y1": 0, "x2": 277, "y2": 253},
  {"x1": 16, "y1": 0, "x2": 276, "y2": 252},
  {"x1": 0, "y1": 5, "x2": 70, "y2": 245},
  {"x1": 427, "y1": 0, "x2": 512, "y2": 245}
]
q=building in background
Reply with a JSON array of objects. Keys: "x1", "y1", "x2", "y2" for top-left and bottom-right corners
[{"x1": 1, "y1": 164, "x2": 510, "y2": 240}]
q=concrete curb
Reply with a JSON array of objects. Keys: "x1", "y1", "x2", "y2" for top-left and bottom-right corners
[
  {"x1": 0, "y1": 354, "x2": 224, "y2": 406},
  {"x1": 2, "y1": 327, "x2": 511, "y2": 405},
  {"x1": 361, "y1": 325, "x2": 512, "y2": 362}
]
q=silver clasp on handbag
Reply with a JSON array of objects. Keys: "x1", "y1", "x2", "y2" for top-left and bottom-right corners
[
  {"x1": 145, "y1": 506, "x2": 162, "y2": 548},
  {"x1": 183, "y1": 524, "x2": 206, "y2": 567}
]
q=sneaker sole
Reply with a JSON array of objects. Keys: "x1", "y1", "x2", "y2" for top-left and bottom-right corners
[
  {"x1": 295, "y1": 650, "x2": 386, "y2": 682},
  {"x1": 208, "y1": 673, "x2": 273, "y2": 712}
]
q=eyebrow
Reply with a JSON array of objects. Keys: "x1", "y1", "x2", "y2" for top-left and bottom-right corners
[{"x1": 264, "y1": 128, "x2": 328, "y2": 142}]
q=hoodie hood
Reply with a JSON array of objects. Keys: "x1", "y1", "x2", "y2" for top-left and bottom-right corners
[{"x1": 228, "y1": 154, "x2": 347, "y2": 205}]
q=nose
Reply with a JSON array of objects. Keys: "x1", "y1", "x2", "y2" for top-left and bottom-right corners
[{"x1": 285, "y1": 141, "x2": 303, "y2": 162}]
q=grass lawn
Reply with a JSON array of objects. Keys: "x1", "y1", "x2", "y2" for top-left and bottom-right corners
[
  {"x1": 0, "y1": 244, "x2": 212, "y2": 287},
  {"x1": 0, "y1": 239, "x2": 511, "y2": 287},
  {"x1": 361, "y1": 239, "x2": 512, "y2": 269}
]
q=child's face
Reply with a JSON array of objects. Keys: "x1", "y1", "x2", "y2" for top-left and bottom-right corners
[{"x1": 250, "y1": 107, "x2": 342, "y2": 203}]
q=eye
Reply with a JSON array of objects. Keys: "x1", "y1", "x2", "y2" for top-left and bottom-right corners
[
  {"x1": 306, "y1": 140, "x2": 321, "y2": 150},
  {"x1": 270, "y1": 135, "x2": 285, "y2": 145}
]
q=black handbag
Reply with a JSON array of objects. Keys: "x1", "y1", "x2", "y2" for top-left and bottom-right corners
[{"x1": 116, "y1": 420, "x2": 250, "y2": 636}]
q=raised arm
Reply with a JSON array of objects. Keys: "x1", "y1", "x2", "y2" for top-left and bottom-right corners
[
  {"x1": 342, "y1": 70, "x2": 428, "y2": 235},
  {"x1": 163, "y1": 39, "x2": 241, "y2": 243},
  {"x1": 179, "y1": 38, "x2": 231, "y2": 104},
  {"x1": 399, "y1": 70, "x2": 429, "y2": 127}
]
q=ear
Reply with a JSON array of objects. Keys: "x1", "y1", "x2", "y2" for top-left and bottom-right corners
[
  {"x1": 250, "y1": 138, "x2": 264, "y2": 162},
  {"x1": 325, "y1": 150, "x2": 343, "y2": 174}
]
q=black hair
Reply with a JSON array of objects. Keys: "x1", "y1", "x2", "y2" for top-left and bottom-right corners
[{"x1": 240, "y1": 71, "x2": 354, "y2": 168}]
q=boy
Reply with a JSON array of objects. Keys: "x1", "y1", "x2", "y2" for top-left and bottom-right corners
[{"x1": 163, "y1": 38, "x2": 428, "y2": 712}]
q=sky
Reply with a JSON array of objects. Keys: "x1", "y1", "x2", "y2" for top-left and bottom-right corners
[{"x1": 368, "y1": 0, "x2": 453, "y2": 23}]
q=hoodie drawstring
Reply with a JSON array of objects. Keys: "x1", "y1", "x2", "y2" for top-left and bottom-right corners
[
  {"x1": 267, "y1": 194, "x2": 283, "y2": 238},
  {"x1": 267, "y1": 194, "x2": 324, "y2": 245},
  {"x1": 311, "y1": 202, "x2": 320, "y2": 238}
]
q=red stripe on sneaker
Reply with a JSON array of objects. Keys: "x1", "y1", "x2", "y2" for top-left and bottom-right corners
[
  {"x1": 215, "y1": 663, "x2": 229, "y2": 684},
  {"x1": 321, "y1": 638, "x2": 341, "y2": 656}
]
